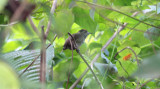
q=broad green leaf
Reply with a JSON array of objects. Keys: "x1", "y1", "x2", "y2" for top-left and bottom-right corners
[
  {"x1": 2, "y1": 40, "x2": 22, "y2": 53},
  {"x1": 0, "y1": 0, "x2": 8, "y2": 12},
  {"x1": 89, "y1": 42, "x2": 102, "y2": 50},
  {"x1": 117, "y1": 40, "x2": 141, "y2": 57},
  {"x1": 11, "y1": 22, "x2": 37, "y2": 40},
  {"x1": 53, "y1": 9, "x2": 74, "y2": 37},
  {"x1": 72, "y1": 7, "x2": 97, "y2": 34},
  {"x1": 53, "y1": 57, "x2": 80, "y2": 82},
  {"x1": 74, "y1": 61, "x2": 87, "y2": 79},
  {"x1": 0, "y1": 61, "x2": 19, "y2": 89},
  {"x1": 131, "y1": 30, "x2": 150, "y2": 46},
  {"x1": 116, "y1": 57, "x2": 137, "y2": 77},
  {"x1": 117, "y1": 47, "x2": 141, "y2": 58},
  {"x1": 113, "y1": 0, "x2": 136, "y2": 6},
  {"x1": 100, "y1": 28, "x2": 114, "y2": 45}
]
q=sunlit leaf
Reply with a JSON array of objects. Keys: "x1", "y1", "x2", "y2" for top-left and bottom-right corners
[
  {"x1": 53, "y1": 57, "x2": 80, "y2": 82},
  {"x1": 0, "y1": 0, "x2": 8, "y2": 12},
  {"x1": 0, "y1": 61, "x2": 19, "y2": 89},
  {"x1": 52, "y1": 9, "x2": 74, "y2": 37},
  {"x1": 2, "y1": 40, "x2": 22, "y2": 53},
  {"x1": 116, "y1": 57, "x2": 137, "y2": 77},
  {"x1": 72, "y1": 7, "x2": 97, "y2": 34}
]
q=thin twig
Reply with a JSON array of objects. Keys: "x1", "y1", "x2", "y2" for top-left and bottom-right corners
[
  {"x1": 40, "y1": 26, "x2": 46, "y2": 89},
  {"x1": 138, "y1": 79, "x2": 153, "y2": 89},
  {"x1": 114, "y1": 46, "x2": 140, "y2": 67},
  {"x1": 45, "y1": 0, "x2": 57, "y2": 37},
  {"x1": 68, "y1": 33, "x2": 104, "y2": 89},
  {"x1": 117, "y1": 60, "x2": 129, "y2": 76},
  {"x1": 98, "y1": 12, "x2": 160, "y2": 36},
  {"x1": 19, "y1": 55, "x2": 40, "y2": 77},
  {"x1": 28, "y1": 16, "x2": 40, "y2": 36},
  {"x1": 0, "y1": 21, "x2": 18, "y2": 27},
  {"x1": 150, "y1": 40, "x2": 157, "y2": 54},
  {"x1": 69, "y1": 12, "x2": 138, "y2": 89},
  {"x1": 66, "y1": 37, "x2": 74, "y2": 89},
  {"x1": 19, "y1": 35, "x2": 57, "y2": 77}
]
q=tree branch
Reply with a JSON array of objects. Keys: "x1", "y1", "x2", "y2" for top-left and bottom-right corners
[
  {"x1": 114, "y1": 46, "x2": 140, "y2": 67},
  {"x1": 0, "y1": 21, "x2": 18, "y2": 27},
  {"x1": 45, "y1": 0, "x2": 57, "y2": 37},
  {"x1": 28, "y1": 16, "x2": 40, "y2": 37},
  {"x1": 66, "y1": 37, "x2": 74, "y2": 89},
  {"x1": 40, "y1": 26, "x2": 46, "y2": 89},
  {"x1": 138, "y1": 79, "x2": 153, "y2": 89}
]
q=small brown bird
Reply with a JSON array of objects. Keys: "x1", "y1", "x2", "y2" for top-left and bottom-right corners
[{"x1": 63, "y1": 29, "x2": 90, "y2": 50}]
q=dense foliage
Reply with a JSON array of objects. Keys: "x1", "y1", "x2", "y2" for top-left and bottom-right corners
[{"x1": 0, "y1": 0, "x2": 160, "y2": 89}]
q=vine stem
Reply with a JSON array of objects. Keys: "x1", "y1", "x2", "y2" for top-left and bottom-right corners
[
  {"x1": 66, "y1": 36, "x2": 74, "y2": 89},
  {"x1": 45, "y1": 0, "x2": 57, "y2": 37},
  {"x1": 40, "y1": 26, "x2": 46, "y2": 89},
  {"x1": 114, "y1": 46, "x2": 140, "y2": 67}
]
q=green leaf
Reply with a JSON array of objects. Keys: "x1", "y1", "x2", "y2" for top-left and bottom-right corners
[
  {"x1": 113, "y1": 0, "x2": 136, "y2": 6},
  {"x1": 125, "y1": 82, "x2": 136, "y2": 89},
  {"x1": 72, "y1": 7, "x2": 97, "y2": 34},
  {"x1": 116, "y1": 58, "x2": 137, "y2": 77},
  {"x1": 131, "y1": 30, "x2": 150, "y2": 46},
  {"x1": 74, "y1": 61, "x2": 87, "y2": 80},
  {"x1": 117, "y1": 47, "x2": 141, "y2": 58},
  {"x1": 52, "y1": 9, "x2": 74, "y2": 37},
  {"x1": 89, "y1": 42, "x2": 102, "y2": 50},
  {"x1": 0, "y1": 61, "x2": 20, "y2": 89},
  {"x1": 53, "y1": 57, "x2": 80, "y2": 82},
  {"x1": 11, "y1": 22, "x2": 37, "y2": 40},
  {"x1": 2, "y1": 40, "x2": 22, "y2": 53},
  {"x1": 117, "y1": 41, "x2": 141, "y2": 57},
  {"x1": 0, "y1": 0, "x2": 8, "y2": 12}
]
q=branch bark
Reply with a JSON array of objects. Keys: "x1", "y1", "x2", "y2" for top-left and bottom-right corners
[
  {"x1": 40, "y1": 26, "x2": 46, "y2": 89},
  {"x1": 28, "y1": 16, "x2": 40, "y2": 36},
  {"x1": 45, "y1": 0, "x2": 57, "y2": 37}
]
